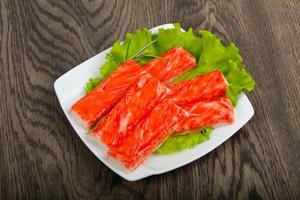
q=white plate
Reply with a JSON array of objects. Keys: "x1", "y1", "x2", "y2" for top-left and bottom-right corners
[{"x1": 54, "y1": 24, "x2": 254, "y2": 181}]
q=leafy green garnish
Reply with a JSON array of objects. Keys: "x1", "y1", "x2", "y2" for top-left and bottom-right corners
[
  {"x1": 226, "y1": 61, "x2": 256, "y2": 105},
  {"x1": 154, "y1": 24, "x2": 203, "y2": 59},
  {"x1": 86, "y1": 77, "x2": 103, "y2": 93},
  {"x1": 156, "y1": 128, "x2": 212, "y2": 154},
  {"x1": 101, "y1": 29, "x2": 155, "y2": 80},
  {"x1": 85, "y1": 23, "x2": 255, "y2": 154},
  {"x1": 173, "y1": 30, "x2": 255, "y2": 105}
]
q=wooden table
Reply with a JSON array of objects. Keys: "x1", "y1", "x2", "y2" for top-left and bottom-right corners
[{"x1": 1, "y1": 0, "x2": 299, "y2": 199}]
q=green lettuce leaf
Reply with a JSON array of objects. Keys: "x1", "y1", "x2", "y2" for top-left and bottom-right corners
[
  {"x1": 226, "y1": 61, "x2": 256, "y2": 105},
  {"x1": 154, "y1": 24, "x2": 203, "y2": 59},
  {"x1": 156, "y1": 128, "x2": 212, "y2": 154},
  {"x1": 101, "y1": 29, "x2": 155, "y2": 79},
  {"x1": 173, "y1": 30, "x2": 243, "y2": 81},
  {"x1": 173, "y1": 30, "x2": 255, "y2": 105},
  {"x1": 85, "y1": 77, "x2": 103, "y2": 93}
]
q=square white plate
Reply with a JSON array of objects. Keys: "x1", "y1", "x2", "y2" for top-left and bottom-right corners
[{"x1": 54, "y1": 24, "x2": 254, "y2": 181}]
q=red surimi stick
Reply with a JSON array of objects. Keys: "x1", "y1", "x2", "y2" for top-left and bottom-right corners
[
  {"x1": 144, "y1": 46, "x2": 196, "y2": 82},
  {"x1": 71, "y1": 60, "x2": 143, "y2": 128},
  {"x1": 168, "y1": 70, "x2": 227, "y2": 106},
  {"x1": 93, "y1": 72, "x2": 170, "y2": 148},
  {"x1": 175, "y1": 96, "x2": 234, "y2": 134},
  {"x1": 109, "y1": 99, "x2": 189, "y2": 171}
]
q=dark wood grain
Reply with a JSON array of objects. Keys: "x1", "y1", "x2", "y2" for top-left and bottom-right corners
[{"x1": 1, "y1": 0, "x2": 299, "y2": 199}]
